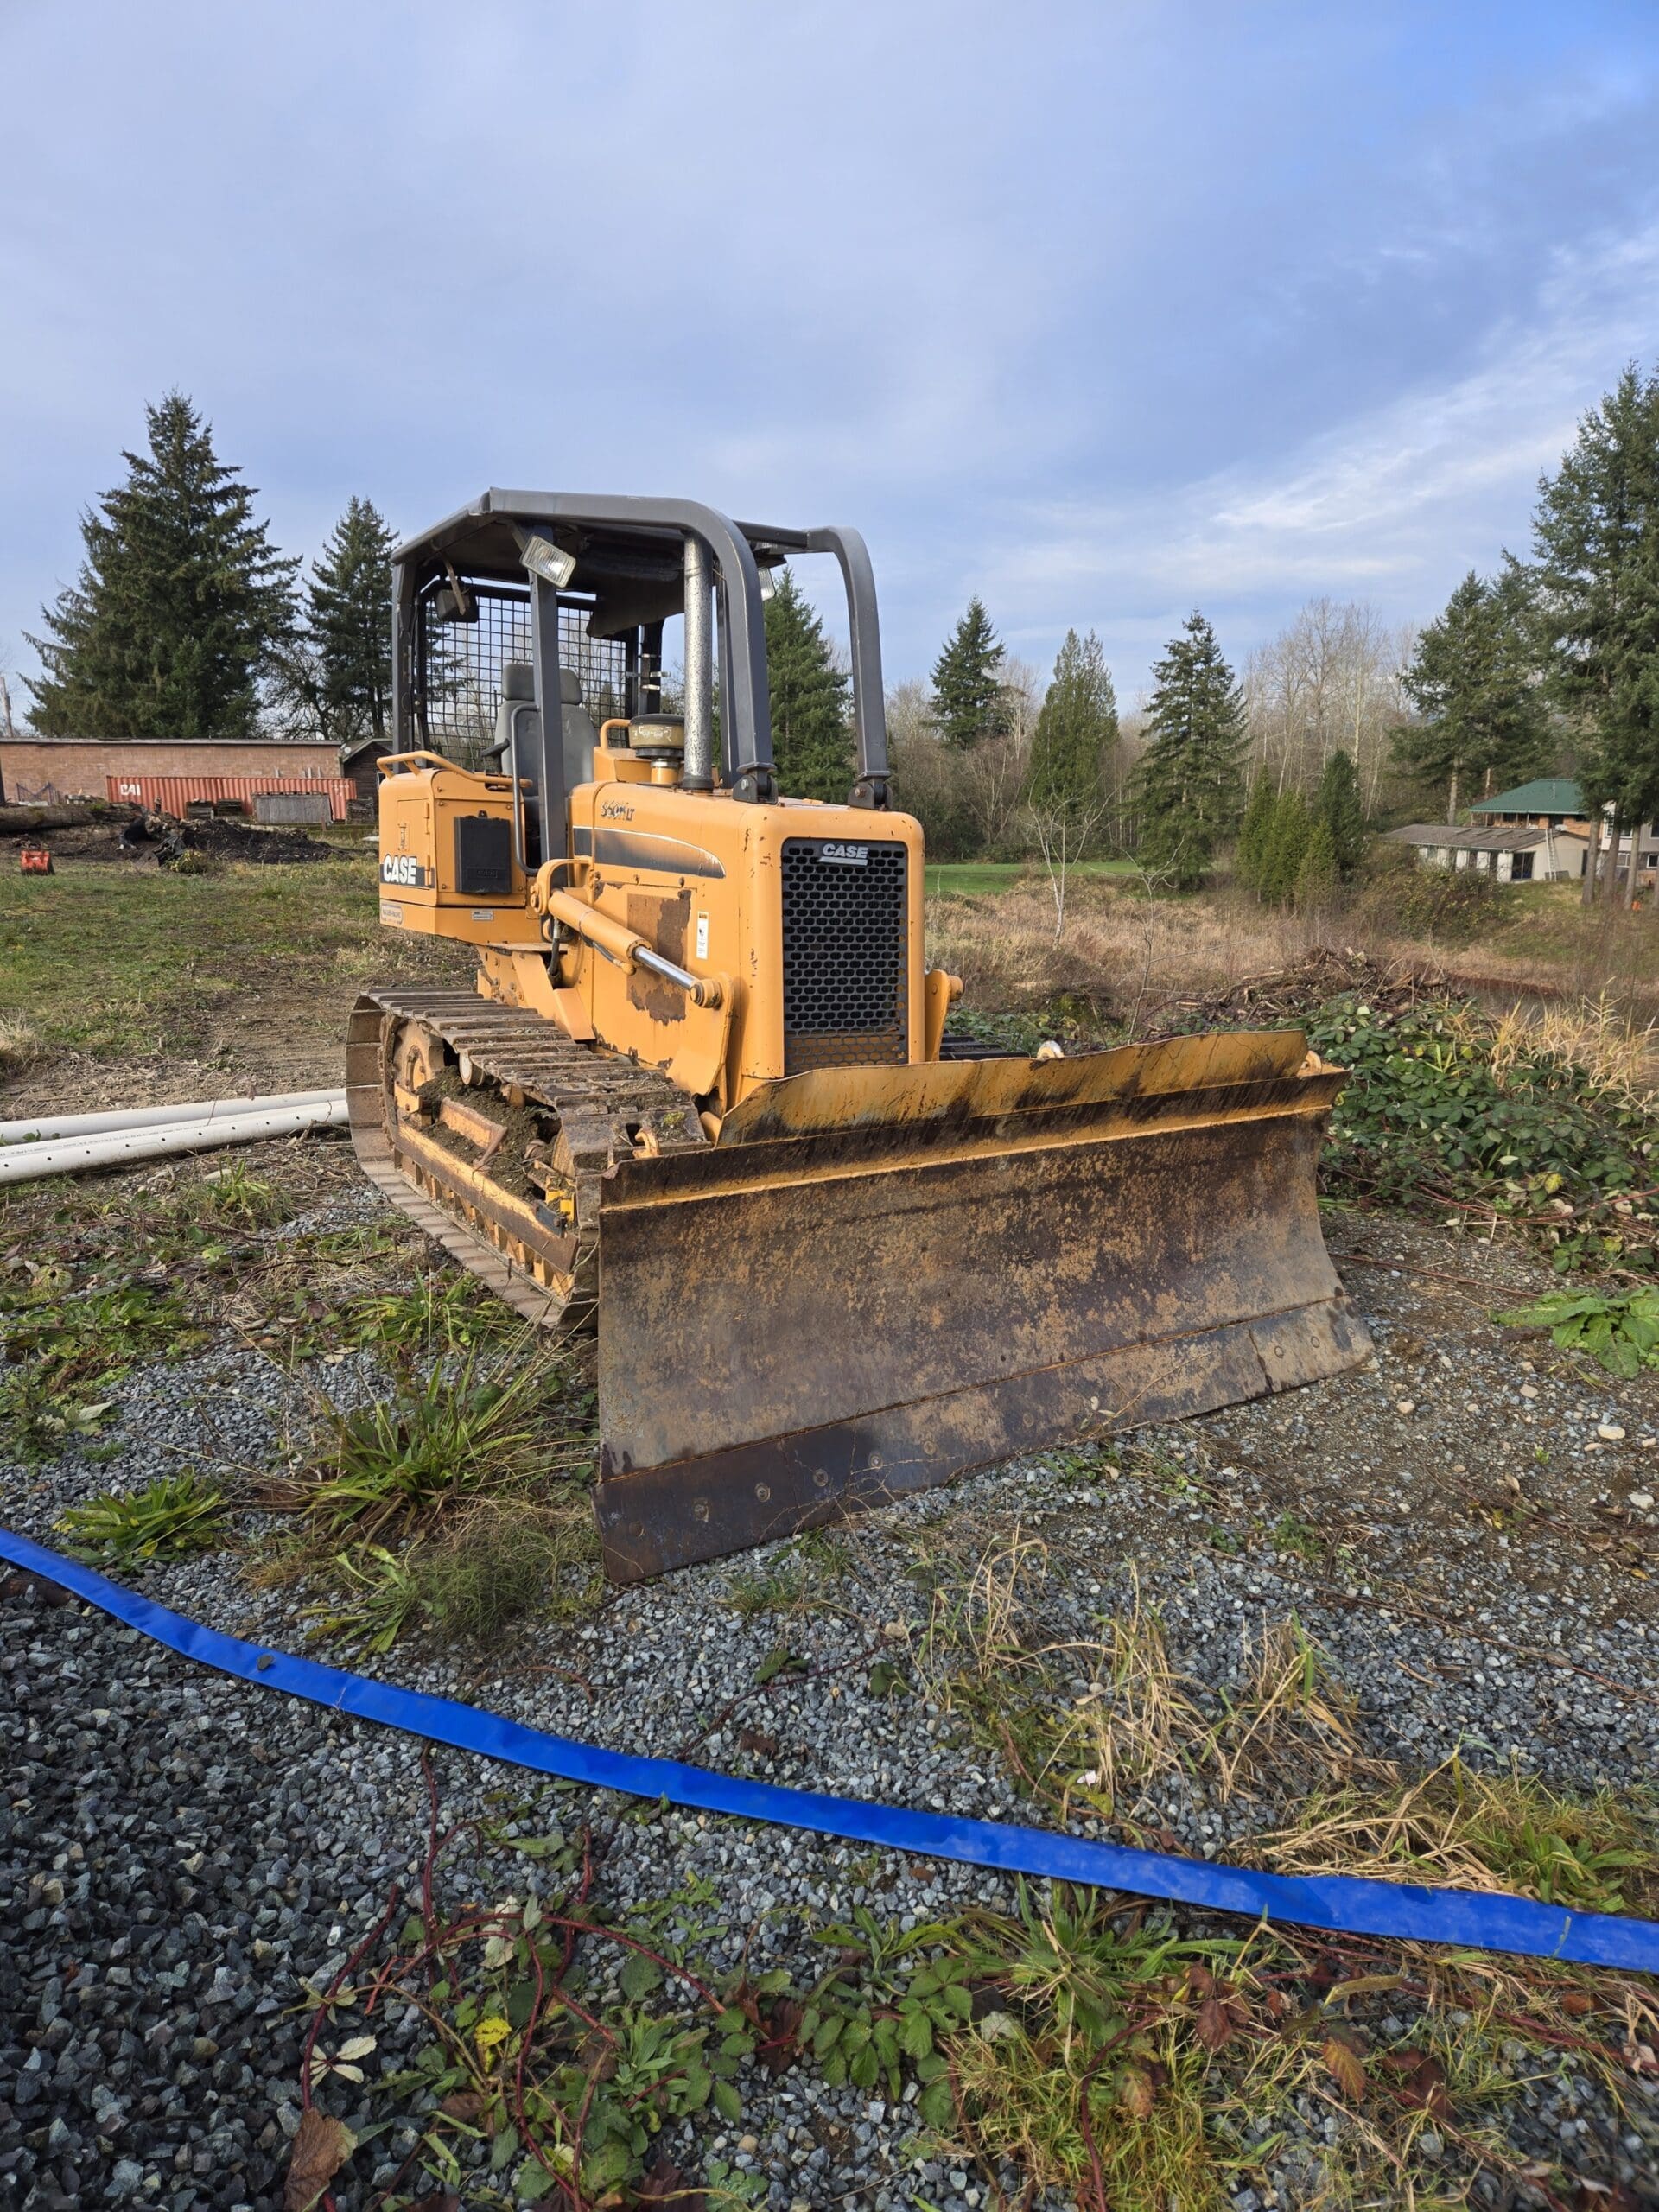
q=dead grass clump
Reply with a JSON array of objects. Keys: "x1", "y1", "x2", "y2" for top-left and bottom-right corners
[
  {"x1": 1488, "y1": 993, "x2": 1659, "y2": 1107},
  {"x1": 0, "y1": 1018, "x2": 43, "y2": 1077},
  {"x1": 1046, "y1": 1580, "x2": 1208, "y2": 1815},
  {"x1": 1211, "y1": 1617, "x2": 1388, "y2": 1806},
  {"x1": 925, "y1": 877, "x2": 1302, "y2": 1020},
  {"x1": 1257, "y1": 1758, "x2": 1659, "y2": 1919},
  {"x1": 918, "y1": 1522, "x2": 1049, "y2": 1691},
  {"x1": 918, "y1": 1535, "x2": 1377, "y2": 1822}
]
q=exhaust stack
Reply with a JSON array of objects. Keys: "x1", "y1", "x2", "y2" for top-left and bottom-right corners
[{"x1": 682, "y1": 535, "x2": 714, "y2": 791}]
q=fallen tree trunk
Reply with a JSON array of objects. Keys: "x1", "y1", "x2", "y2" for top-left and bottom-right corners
[{"x1": 0, "y1": 803, "x2": 94, "y2": 833}]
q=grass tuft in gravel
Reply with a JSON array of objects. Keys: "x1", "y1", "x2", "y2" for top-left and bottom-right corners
[
  {"x1": 724, "y1": 1528, "x2": 858, "y2": 1620},
  {"x1": 55, "y1": 1467, "x2": 230, "y2": 1567},
  {"x1": 300, "y1": 1541, "x2": 426, "y2": 1652},
  {"x1": 346, "y1": 1269, "x2": 530, "y2": 1364},
  {"x1": 416, "y1": 1497, "x2": 601, "y2": 1638},
  {"x1": 283, "y1": 1358, "x2": 561, "y2": 1541},
  {"x1": 1261, "y1": 1758, "x2": 1659, "y2": 1919},
  {"x1": 264, "y1": 1351, "x2": 602, "y2": 1653}
]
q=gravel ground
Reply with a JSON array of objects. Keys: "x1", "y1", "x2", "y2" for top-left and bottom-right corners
[{"x1": 3, "y1": 1168, "x2": 1658, "y2": 2210}]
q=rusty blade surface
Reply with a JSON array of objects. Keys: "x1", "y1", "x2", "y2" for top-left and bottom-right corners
[
  {"x1": 593, "y1": 1033, "x2": 1371, "y2": 1580},
  {"x1": 716, "y1": 1026, "x2": 1318, "y2": 1146}
]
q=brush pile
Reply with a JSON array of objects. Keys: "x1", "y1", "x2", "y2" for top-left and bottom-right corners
[{"x1": 1143, "y1": 946, "x2": 1446, "y2": 1035}]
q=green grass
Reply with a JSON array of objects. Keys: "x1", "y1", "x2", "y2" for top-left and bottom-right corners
[
  {"x1": 289, "y1": 1360, "x2": 556, "y2": 1541},
  {"x1": 0, "y1": 854, "x2": 468, "y2": 1071},
  {"x1": 925, "y1": 858, "x2": 1135, "y2": 899},
  {"x1": 264, "y1": 1351, "x2": 603, "y2": 1651},
  {"x1": 57, "y1": 1470, "x2": 229, "y2": 1567},
  {"x1": 0, "y1": 1271, "x2": 207, "y2": 1459}
]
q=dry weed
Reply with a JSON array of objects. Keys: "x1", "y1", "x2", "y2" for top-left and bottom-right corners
[
  {"x1": 1046, "y1": 1577, "x2": 1208, "y2": 1815},
  {"x1": 925, "y1": 877, "x2": 1303, "y2": 1017},
  {"x1": 1487, "y1": 993, "x2": 1659, "y2": 1106},
  {"x1": 919, "y1": 1522, "x2": 1048, "y2": 1691},
  {"x1": 1211, "y1": 1617, "x2": 1388, "y2": 1805},
  {"x1": 0, "y1": 1018, "x2": 43, "y2": 1077},
  {"x1": 1255, "y1": 1757, "x2": 1659, "y2": 1917},
  {"x1": 331, "y1": 942, "x2": 387, "y2": 978}
]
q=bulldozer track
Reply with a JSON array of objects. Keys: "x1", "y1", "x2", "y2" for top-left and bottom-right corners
[{"x1": 345, "y1": 987, "x2": 706, "y2": 1329}]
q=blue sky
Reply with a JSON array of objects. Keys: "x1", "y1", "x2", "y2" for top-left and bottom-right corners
[{"x1": 3, "y1": 0, "x2": 1657, "y2": 707}]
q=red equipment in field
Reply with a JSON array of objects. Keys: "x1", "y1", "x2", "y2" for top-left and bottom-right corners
[{"x1": 18, "y1": 848, "x2": 52, "y2": 874}]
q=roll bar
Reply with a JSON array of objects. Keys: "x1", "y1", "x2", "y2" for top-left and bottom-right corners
[{"x1": 391, "y1": 492, "x2": 890, "y2": 817}]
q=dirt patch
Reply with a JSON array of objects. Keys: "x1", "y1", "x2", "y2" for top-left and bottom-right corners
[{"x1": 0, "y1": 807, "x2": 363, "y2": 869}]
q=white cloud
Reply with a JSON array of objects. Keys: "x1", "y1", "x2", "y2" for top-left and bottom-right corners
[{"x1": 992, "y1": 219, "x2": 1659, "y2": 638}]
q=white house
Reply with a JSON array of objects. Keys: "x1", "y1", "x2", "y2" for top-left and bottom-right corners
[{"x1": 1387, "y1": 822, "x2": 1589, "y2": 883}]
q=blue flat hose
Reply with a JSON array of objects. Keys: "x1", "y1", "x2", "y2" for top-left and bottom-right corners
[{"x1": 4, "y1": 1524, "x2": 1656, "y2": 1973}]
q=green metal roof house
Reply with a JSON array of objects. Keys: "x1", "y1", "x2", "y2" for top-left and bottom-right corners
[{"x1": 1467, "y1": 778, "x2": 1586, "y2": 826}]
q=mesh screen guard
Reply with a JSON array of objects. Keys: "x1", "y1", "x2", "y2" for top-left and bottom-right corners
[
  {"x1": 414, "y1": 585, "x2": 630, "y2": 762},
  {"x1": 779, "y1": 838, "x2": 909, "y2": 1074}
]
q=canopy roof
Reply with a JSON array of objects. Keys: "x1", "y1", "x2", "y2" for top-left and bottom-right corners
[{"x1": 1468, "y1": 778, "x2": 1584, "y2": 817}]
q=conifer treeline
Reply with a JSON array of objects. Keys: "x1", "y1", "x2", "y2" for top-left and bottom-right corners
[
  {"x1": 24, "y1": 365, "x2": 1659, "y2": 895},
  {"x1": 1236, "y1": 751, "x2": 1366, "y2": 911},
  {"x1": 28, "y1": 393, "x2": 397, "y2": 752}
]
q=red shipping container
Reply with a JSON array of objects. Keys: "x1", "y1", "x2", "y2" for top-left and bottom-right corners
[{"x1": 106, "y1": 772, "x2": 353, "y2": 822}]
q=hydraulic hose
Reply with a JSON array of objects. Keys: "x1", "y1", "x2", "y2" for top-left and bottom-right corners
[{"x1": 3, "y1": 1526, "x2": 1655, "y2": 1974}]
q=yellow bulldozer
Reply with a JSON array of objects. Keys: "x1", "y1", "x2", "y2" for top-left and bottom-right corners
[{"x1": 347, "y1": 493, "x2": 1370, "y2": 1581}]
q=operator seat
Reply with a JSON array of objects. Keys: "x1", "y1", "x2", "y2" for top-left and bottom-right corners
[{"x1": 487, "y1": 661, "x2": 601, "y2": 794}]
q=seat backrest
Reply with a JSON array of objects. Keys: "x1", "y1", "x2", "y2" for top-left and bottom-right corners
[
  {"x1": 487, "y1": 664, "x2": 602, "y2": 791},
  {"x1": 562, "y1": 701, "x2": 601, "y2": 791}
]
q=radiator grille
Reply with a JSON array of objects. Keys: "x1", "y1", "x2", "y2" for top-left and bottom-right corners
[{"x1": 780, "y1": 838, "x2": 908, "y2": 1074}]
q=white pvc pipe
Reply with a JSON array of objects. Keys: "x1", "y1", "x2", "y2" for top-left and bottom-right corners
[
  {"x1": 0, "y1": 1096, "x2": 350, "y2": 1185},
  {"x1": 0, "y1": 1087, "x2": 346, "y2": 1147}
]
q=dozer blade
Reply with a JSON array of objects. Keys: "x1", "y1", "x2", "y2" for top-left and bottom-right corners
[{"x1": 592, "y1": 1030, "x2": 1371, "y2": 1581}]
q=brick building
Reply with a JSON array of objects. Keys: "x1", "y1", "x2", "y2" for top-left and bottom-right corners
[{"x1": 0, "y1": 735, "x2": 342, "y2": 807}]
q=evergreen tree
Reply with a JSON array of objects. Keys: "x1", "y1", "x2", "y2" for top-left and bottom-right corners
[
  {"x1": 1258, "y1": 791, "x2": 1311, "y2": 906},
  {"x1": 304, "y1": 496, "x2": 397, "y2": 745},
  {"x1": 1235, "y1": 772, "x2": 1275, "y2": 893},
  {"x1": 1131, "y1": 612, "x2": 1249, "y2": 889},
  {"x1": 1026, "y1": 629, "x2": 1120, "y2": 939},
  {"x1": 1027, "y1": 628, "x2": 1119, "y2": 827},
  {"x1": 930, "y1": 596, "x2": 1004, "y2": 750},
  {"x1": 1395, "y1": 569, "x2": 1548, "y2": 816},
  {"x1": 764, "y1": 568, "x2": 851, "y2": 802},
  {"x1": 27, "y1": 392, "x2": 296, "y2": 739},
  {"x1": 1529, "y1": 363, "x2": 1659, "y2": 903},
  {"x1": 1295, "y1": 815, "x2": 1338, "y2": 911},
  {"x1": 1313, "y1": 747, "x2": 1367, "y2": 877}
]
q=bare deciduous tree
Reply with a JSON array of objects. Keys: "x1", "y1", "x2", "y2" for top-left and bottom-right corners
[
  {"x1": 954, "y1": 655, "x2": 1040, "y2": 855},
  {"x1": 1243, "y1": 598, "x2": 1406, "y2": 811},
  {"x1": 0, "y1": 646, "x2": 18, "y2": 742}
]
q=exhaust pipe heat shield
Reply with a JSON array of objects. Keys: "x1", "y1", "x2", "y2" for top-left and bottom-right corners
[{"x1": 593, "y1": 1030, "x2": 1370, "y2": 1580}]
